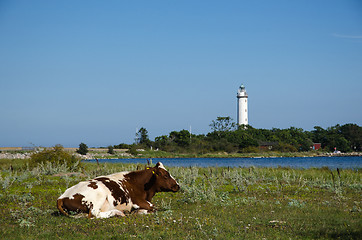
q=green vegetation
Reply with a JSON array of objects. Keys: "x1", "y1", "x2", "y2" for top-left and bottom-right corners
[
  {"x1": 76, "y1": 142, "x2": 89, "y2": 155},
  {"x1": 0, "y1": 158, "x2": 360, "y2": 239},
  {"x1": 29, "y1": 145, "x2": 80, "y2": 170},
  {"x1": 115, "y1": 120, "x2": 361, "y2": 155},
  {"x1": 137, "y1": 127, "x2": 152, "y2": 147},
  {"x1": 117, "y1": 149, "x2": 329, "y2": 159},
  {"x1": 107, "y1": 145, "x2": 115, "y2": 155}
]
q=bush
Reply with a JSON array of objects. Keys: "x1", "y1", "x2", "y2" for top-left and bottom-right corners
[
  {"x1": 107, "y1": 145, "x2": 114, "y2": 154},
  {"x1": 274, "y1": 143, "x2": 298, "y2": 152},
  {"x1": 76, "y1": 143, "x2": 88, "y2": 155},
  {"x1": 29, "y1": 145, "x2": 80, "y2": 168},
  {"x1": 114, "y1": 143, "x2": 130, "y2": 149},
  {"x1": 127, "y1": 145, "x2": 138, "y2": 156},
  {"x1": 241, "y1": 146, "x2": 260, "y2": 153}
]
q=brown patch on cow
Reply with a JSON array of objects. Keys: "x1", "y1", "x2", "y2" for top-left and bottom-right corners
[
  {"x1": 95, "y1": 177, "x2": 128, "y2": 206},
  {"x1": 59, "y1": 193, "x2": 89, "y2": 214},
  {"x1": 144, "y1": 174, "x2": 157, "y2": 191},
  {"x1": 88, "y1": 181, "x2": 98, "y2": 189}
]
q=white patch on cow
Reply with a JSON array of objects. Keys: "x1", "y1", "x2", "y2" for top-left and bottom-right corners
[
  {"x1": 132, "y1": 204, "x2": 140, "y2": 209},
  {"x1": 157, "y1": 162, "x2": 166, "y2": 170},
  {"x1": 107, "y1": 171, "x2": 129, "y2": 180},
  {"x1": 147, "y1": 201, "x2": 153, "y2": 207},
  {"x1": 167, "y1": 172, "x2": 179, "y2": 186},
  {"x1": 58, "y1": 181, "x2": 90, "y2": 200}
]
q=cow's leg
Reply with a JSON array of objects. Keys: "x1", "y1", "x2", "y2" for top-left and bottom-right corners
[
  {"x1": 90, "y1": 196, "x2": 111, "y2": 218},
  {"x1": 87, "y1": 208, "x2": 93, "y2": 219},
  {"x1": 91, "y1": 196, "x2": 126, "y2": 218},
  {"x1": 132, "y1": 200, "x2": 154, "y2": 214},
  {"x1": 98, "y1": 209, "x2": 125, "y2": 218},
  {"x1": 57, "y1": 198, "x2": 69, "y2": 216},
  {"x1": 134, "y1": 209, "x2": 149, "y2": 215}
]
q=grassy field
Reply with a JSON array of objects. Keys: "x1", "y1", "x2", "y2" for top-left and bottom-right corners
[{"x1": 0, "y1": 159, "x2": 361, "y2": 239}]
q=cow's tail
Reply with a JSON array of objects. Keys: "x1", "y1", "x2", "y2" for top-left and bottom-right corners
[{"x1": 57, "y1": 198, "x2": 69, "y2": 217}]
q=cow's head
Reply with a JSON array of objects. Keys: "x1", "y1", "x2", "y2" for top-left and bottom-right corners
[{"x1": 151, "y1": 162, "x2": 180, "y2": 192}]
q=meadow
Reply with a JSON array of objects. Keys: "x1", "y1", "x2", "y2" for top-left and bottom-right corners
[{"x1": 0, "y1": 159, "x2": 360, "y2": 239}]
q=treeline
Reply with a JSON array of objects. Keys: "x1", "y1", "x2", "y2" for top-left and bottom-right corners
[{"x1": 114, "y1": 117, "x2": 361, "y2": 154}]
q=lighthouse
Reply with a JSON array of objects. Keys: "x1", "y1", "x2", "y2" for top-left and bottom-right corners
[{"x1": 237, "y1": 84, "x2": 248, "y2": 126}]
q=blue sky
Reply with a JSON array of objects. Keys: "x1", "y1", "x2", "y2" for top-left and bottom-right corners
[{"x1": 1, "y1": 0, "x2": 361, "y2": 147}]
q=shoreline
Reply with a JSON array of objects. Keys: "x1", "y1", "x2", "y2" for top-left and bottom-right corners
[{"x1": 1, "y1": 150, "x2": 361, "y2": 160}]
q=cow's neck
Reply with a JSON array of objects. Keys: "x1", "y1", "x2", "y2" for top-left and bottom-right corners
[
  {"x1": 144, "y1": 174, "x2": 158, "y2": 201},
  {"x1": 143, "y1": 169, "x2": 159, "y2": 201},
  {"x1": 126, "y1": 169, "x2": 158, "y2": 200}
]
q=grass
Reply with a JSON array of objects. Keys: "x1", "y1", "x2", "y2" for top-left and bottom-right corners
[{"x1": 0, "y1": 159, "x2": 361, "y2": 239}]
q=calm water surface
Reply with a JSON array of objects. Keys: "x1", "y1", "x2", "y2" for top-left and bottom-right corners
[{"x1": 88, "y1": 156, "x2": 362, "y2": 169}]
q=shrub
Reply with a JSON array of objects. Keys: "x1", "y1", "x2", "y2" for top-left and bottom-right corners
[
  {"x1": 107, "y1": 145, "x2": 114, "y2": 154},
  {"x1": 114, "y1": 143, "x2": 130, "y2": 149},
  {"x1": 76, "y1": 143, "x2": 88, "y2": 155},
  {"x1": 241, "y1": 146, "x2": 260, "y2": 153},
  {"x1": 127, "y1": 145, "x2": 138, "y2": 156},
  {"x1": 29, "y1": 145, "x2": 80, "y2": 168},
  {"x1": 274, "y1": 143, "x2": 297, "y2": 152}
]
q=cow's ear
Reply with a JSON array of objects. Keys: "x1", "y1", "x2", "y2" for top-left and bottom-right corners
[{"x1": 155, "y1": 162, "x2": 165, "y2": 169}]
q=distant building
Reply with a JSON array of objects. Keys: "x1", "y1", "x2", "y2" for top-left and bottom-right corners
[
  {"x1": 259, "y1": 141, "x2": 278, "y2": 150},
  {"x1": 312, "y1": 143, "x2": 321, "y2": 150},
  {"x1": 237, "y1": 84, "x2": 248, "y2": 126}
]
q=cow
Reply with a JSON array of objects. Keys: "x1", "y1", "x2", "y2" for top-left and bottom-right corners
[{"x1": 57, "y1": 162, "x2": 180, "y2": 218}]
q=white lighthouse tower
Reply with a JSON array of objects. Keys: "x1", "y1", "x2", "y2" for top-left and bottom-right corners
[{"x1": 237, "y1": 84, "x2": 248, "y2": 126}]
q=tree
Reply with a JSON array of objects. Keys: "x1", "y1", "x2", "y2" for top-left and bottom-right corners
[
  {"x1": 210, "y1": 116, "x2": 236, "y2": 132},
  {"x1": 76, "y1": 142, "x2": 88, "y2": 155},
  {"x1": 169, "y1": 130, "x2": 191, "y2": 147},
  {"x1": 107, "y1": 145, "x2": 114, "y2": 154},
  {"x1": 339, "y1": 124, "x2": 362, "y2": 151},
  {"x1": 114, "y1": 143, "x2": 130, "y2": 149},
  {"x1": 154, "y1": 135, "x2": 169, "y2": 150},
  {"x1": 311, "y1": 125, "x2": 354, "y2": 152},
  {"x1": 227, "y1": 128, "x2": 258, "y2": 149},
  {"x1": 209, "y1": 117, "x2": 236, "y2": 139},
  {"x1": 311, "y1": 126, "x2": 328, "y2": 148},
  {"x1": 137, "y1": 127, "x2": 151, "y2": 146}
]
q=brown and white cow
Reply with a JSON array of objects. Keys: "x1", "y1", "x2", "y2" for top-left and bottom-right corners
[{"x1": 57, "y1": 162, "x2": 179, "y2": 218}]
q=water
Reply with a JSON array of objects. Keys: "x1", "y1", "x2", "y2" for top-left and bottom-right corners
[{"x1": 87, "y1": 156, "x2": 362, "y2": 169}]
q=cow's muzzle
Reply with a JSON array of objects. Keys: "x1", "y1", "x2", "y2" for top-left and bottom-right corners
[{"x1": 172, "y1": 184, "x2": 180, "y2": 192}]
